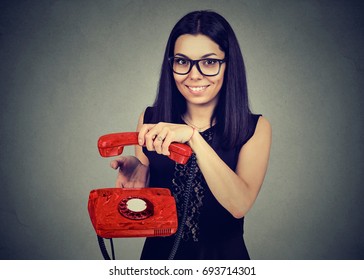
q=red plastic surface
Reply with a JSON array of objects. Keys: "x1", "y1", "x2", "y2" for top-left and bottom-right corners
[
  {"x1": 98, "y1": 132, "x2": 192, "y2": 164},
  {"x1": 88, "y1": 188, "x2": 178, "y2": 238}
]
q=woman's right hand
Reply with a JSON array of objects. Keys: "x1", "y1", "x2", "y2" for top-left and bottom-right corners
[{"x1": 110, "y1": 156, "x2": 150, "y2": 188}]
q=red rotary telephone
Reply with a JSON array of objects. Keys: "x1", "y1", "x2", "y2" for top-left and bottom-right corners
[{"x1": 88, "y1": 132, "x2": 192, "y2": 239}]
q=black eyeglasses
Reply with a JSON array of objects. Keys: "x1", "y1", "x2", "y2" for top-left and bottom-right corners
[{"x1": 168, "y1": 57, "x2": 226, "y2": 76}]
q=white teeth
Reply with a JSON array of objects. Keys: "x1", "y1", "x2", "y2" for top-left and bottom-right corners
[{"x1": 188, "y1": 86, "x2": 207, "y2": 92}]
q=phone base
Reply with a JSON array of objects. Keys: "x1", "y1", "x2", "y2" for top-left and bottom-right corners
[{"x1": 88, "y1": 188, "x2": 178, "y2": 238}]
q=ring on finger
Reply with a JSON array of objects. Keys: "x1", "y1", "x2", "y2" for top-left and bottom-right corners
[{"x1": 157, "y1": 136, "x2": 163, "y2": 141}]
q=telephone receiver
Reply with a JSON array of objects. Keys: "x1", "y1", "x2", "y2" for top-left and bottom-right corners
[{"x1": 97, "y1": 132, "x2": 192, "y2": 164}]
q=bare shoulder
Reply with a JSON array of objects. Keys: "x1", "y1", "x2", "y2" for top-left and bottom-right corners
[
  {"x1": 256, "y1": 116, "x2": 272, "y2": 137},
  {"x1": 245, "y1": 116, "x2": 272, "y2": 148}
]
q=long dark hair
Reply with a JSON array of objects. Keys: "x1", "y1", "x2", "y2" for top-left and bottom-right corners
[{"x1": 152, "y1": 10, "x2": 251, "y2": 148}]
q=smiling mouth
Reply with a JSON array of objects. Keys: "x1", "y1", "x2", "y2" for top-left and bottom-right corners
[{"x1": 186, "y1": 85, "x2": 209, "y2": 93}]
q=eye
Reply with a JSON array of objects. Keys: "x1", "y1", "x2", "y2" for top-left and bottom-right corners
[
  {"x1": 174, "y1": 58, "x2": 189, "y2": 66},
  {"x1": 202, "y1": 59, "x2": 218, "y2": 67}
]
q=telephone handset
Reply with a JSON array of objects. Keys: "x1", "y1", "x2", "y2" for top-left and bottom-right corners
[
  {"x1": 89, "y1": 132, "x2": 192, "y2": 244},
  {"x1": 97, "y1": 132, "x2": 192, "y2": 164}
]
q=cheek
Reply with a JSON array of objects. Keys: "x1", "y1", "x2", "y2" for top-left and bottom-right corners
[
  {"x1": 215, "y1": 69, "x2": 226, "y2": 91},
  {"x1": 209, "y1": 75, "x2": 224, "y2": 90},
  {"x1": 215, "y1": 66, "x2": 226, "y2": 85},
  {"x1": 173, "y1": 75, "x2": 187, "y2": 90},
  {"x1": 173, "y1": 73, "x2": 185, "y2": 81}
]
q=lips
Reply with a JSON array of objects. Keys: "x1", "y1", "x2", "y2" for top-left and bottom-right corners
[{"x1": 186, "y1": 85, "x2": 209, "y2": 93}]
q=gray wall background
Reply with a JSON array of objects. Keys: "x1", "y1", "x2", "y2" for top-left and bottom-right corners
[{"x1": 1, "y1": 0, "x2": 363, "y2": 260}]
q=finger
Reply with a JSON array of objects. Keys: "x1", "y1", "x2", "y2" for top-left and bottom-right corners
[
  {"x1": 145, "y1": 129, "x2": 158, "y2": 152},
  {"x1": 110, "y1": 160, "x2": 119, "y2": 170},
  {"x1": 158, "y1": 128, "x2": 172, "y2": 156},
  {"x1": 114, "y1": 177, "x2": 124, "y2": 188},
  {"x1": 153, "y1": 136, "x2": 163, "y2": 154},
  {"x1": 161, "y1": 133, "x2": 172, "y2": 156},
  {"x1": 110, "y1": 156, "x2": 126, "y2": 169},
  {"x1": 154, "y1": 128, "x2": 169, "y2": 154},
  {"x1": 138, "y1": 124, "x2": 155, "y2": 146}
]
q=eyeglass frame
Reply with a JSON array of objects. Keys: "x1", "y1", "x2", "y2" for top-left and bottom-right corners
[{"x1": 168, "y1": 56, "x2": 226, "y2": 77}]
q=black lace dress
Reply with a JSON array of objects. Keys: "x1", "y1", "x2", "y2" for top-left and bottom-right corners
[{"x1": 140, "y1": 107, "x2": 261, "y2": 260}]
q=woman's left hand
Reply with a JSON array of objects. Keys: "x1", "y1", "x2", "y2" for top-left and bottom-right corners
[{"x1": 137, "y1": 122, "x2": 194, "y2": 155}]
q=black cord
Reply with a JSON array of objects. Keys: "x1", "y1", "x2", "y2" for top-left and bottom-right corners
[
  {"x1": 109, "y1": 238, "x2": 116, "y2": 260},
  {"x1": 168, "y1": 154, "x2": 197, "y2": 260},
  {"x1": 97, "y1": 236, "x2": 115, "y2": 260},
  {"x1": 97, "y1": 235, "x2": 110, "y2": 260}
]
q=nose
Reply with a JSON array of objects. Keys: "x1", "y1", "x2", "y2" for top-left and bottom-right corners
[{"x1": 189, "y1": 63, "x2": 203, "y2": 80}]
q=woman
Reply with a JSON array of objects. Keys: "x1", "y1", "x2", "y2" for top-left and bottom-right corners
[{"x1": 111, "y1": 10, "x2": 271, "y2": 259}]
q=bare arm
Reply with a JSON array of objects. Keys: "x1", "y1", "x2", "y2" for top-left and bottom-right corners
[{"x1": 188, "y1": 117, "x2": 272, "y2": 218}]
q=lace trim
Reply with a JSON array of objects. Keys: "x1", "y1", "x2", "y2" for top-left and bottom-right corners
[{"x1": 171, "y1": 129, "x2": 214, "y2": 242}]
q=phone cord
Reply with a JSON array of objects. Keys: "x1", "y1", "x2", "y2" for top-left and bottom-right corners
[
  {"x1": 168, "y1": 153, "x2": 197, "y2": 260},
  {"x1": 97, "y1": 235, "x2": 115, "y2": 260}
]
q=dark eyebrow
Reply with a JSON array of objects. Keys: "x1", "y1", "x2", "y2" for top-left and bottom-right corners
[
  {"x1": 201, "y1": 53, "x2": 218, "y2": 58},
  {"x1": 174, "y1": 53, "x2": 189, "y2": 58},
  {"x1": 174, "y1": 53, "x2": 218, "y2": 59}
]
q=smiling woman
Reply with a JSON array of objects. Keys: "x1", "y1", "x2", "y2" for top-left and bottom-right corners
[{"x1": 110, "y1": 10, "x2": 272, "y2": 260}]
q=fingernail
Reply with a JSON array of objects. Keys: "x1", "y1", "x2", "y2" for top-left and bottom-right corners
[{"x1": 138, "y1": 138, "x2": 143, "y2": 145}]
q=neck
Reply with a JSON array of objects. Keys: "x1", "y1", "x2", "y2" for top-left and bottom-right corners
[{"x1": 183, "y1": 103, "x2": 216, "y2": 130}]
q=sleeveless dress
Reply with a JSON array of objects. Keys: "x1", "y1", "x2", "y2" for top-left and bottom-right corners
[{"x1": 140, "y1": 107, "x2": 261, "y2": 260}]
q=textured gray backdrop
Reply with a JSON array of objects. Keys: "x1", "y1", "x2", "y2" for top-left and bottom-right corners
[{"x1": 0, "y1": 0, "x2": 363, "y2": 260}]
